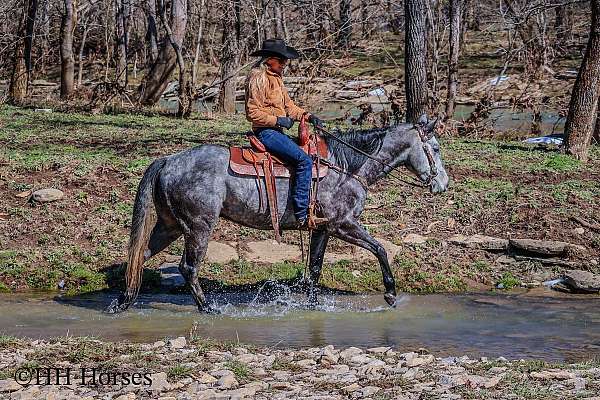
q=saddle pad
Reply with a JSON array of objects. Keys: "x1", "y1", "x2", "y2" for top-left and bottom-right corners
[{"x1": 229, "y1": 147, "x2": 329, "y2": 178}]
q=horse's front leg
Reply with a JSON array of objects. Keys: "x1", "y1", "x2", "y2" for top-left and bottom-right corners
[
  {"x1": 179, "y1": 218, "x2": 220, "y2": 314},
  {"x1": 305, "y1": 229, "x2": 330, "y2": 307},
  {"x1": 332, "y1": 220, "x2": 397, "y2": 307}
]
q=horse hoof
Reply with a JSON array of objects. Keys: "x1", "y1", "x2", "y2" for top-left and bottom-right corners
[{"x1": 384, "y1": 293, "x2": 397, "y2": 308}]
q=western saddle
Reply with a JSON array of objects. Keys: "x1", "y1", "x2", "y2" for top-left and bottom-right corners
[{"x1": 229, "y1": 115, "x2": 329, "y2": 241}]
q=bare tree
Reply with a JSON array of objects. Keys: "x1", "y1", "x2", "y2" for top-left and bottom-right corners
[
  {"x1": 115, "y1": 0, "x2": 130, "y2": 86},
  {"x1": 564, "y1": 0, "x2": 600, "y2": 162},
  {"x1": 9, "y1": 0, "x2": 38, "y2": 103},
  {"x1": 77, "y1": 10, "x2": 92, "y2": 86},
  {"x1": 146, "y1": 0, "x2": 159, "y2": 63},
  {"x1": 445, "y1": 0, "x2": 462, "y2": 119},
  {"x1": 339, "y1": 0, "x2": 352, "y2": 48},
  {"x1": 404, "y1": 0, "x2": 428, "y2": 123},
  {"x1": 138, "y1": 0, "x2": 188, "y2": 106},
  {"x1": 216, "y1": 0, "x2": 241, "y2": 114},
  {"x1": 60, "y1": 0, "x2": 77, "y2": 98},
  {"x1": 192, "y1": 0, "x2": 205, "y2": 86}
]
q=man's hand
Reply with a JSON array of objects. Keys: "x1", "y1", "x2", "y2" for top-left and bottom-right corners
[
  {"x1": 276, "y1": 116, "x2": 294, "y2": 130},
  {"x1": 308, "y1": 114, "x2": 325, "y2": 129}
]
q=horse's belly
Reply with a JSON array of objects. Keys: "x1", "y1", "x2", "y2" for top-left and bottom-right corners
[{"x1": 220, "y1": 176, "x2": 295, "y2": 230}]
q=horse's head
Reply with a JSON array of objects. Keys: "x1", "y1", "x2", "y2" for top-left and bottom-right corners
[{"x1": 405, "y1": 114, "x2": 449, "y2": 193}]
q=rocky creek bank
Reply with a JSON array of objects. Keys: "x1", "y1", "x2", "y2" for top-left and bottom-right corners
[{"x1": 1, "y1": 336, "x2": 599, "y2": 399}]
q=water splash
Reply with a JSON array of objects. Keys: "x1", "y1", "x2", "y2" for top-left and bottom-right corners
[{"x1": 203, "y1": 280, "x2": 401, "y2": 318}]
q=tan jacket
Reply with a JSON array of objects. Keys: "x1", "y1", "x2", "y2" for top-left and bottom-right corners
[{"x1": 245, "y1": 68, "x2": 306, "y2": 129}]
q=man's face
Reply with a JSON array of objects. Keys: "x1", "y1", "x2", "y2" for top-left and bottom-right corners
[{"x1": 266, "y1": 57, "x2": 288, "y2": 75}]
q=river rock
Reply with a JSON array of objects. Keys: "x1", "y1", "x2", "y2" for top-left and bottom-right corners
[
  {"x1": 295, "y1": 359, "x2": 316, "y2": 368},
  {"x1": 509, "y1": 239, "x2": 569, "y2": 256},
  {"x1": 367, "y1": 346, "x2": 391, "y2": 355},
  {"x1": 149, "y1": 372, "x2": 170, "y2": 392},
  {"x1": 217, "y1": 374, "x2": 238, "y2": 389},
  {"x1": 244, "y1": 241, "x2": 300, "y2": 263},
  {"x1": 206, "y1": 242, "x2": 239, "y2": 263},
  {"x1": 402, "y1": 233, "x2": 428, "y2": 244},
  {"x1": 168, "y1": 336, "x2": 186, "y2": 349},
  {"x1": 160, "y1": 264, "x2": 185, "y2": 288},
  {"x1": 448, "y1": 234, "x2": 509, "y2": 251},
  {"x1": 339, "y1": 347, "x2": 363, "y2": 361},
  {"x1": 563, "y1": 270, "x2": 600, "y2": 293},
  {"x1": 360, "y1": 386, "x2": 380, "y2": 397},
  {"x1": 32, "y1": 188, "x2": 64, "y2": 203},
  {"x1": 406, "y1": 354, "x2": 434, "y2": 367},
  {"x1": 0, "y1": 378, "x2": 21, "y2": 392},
  {"x1": 198, "y1": 372, "x2": 218, "y2": 384},
  {"x1": 530, "y1": 370, "x2": 575, "y2": 380}
]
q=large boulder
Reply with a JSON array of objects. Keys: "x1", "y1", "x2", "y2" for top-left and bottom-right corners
[
  {"x1": 32, "y1": 188, "x2": 64, "y2": 203},
  {"x1": 563, "y1": 270, "x2": 600, "y2": 293},
  {"x1": 448, "y1": 234, "x2": 508, "y2": 251},
  {"x1": 509, "y1": 239, "x2": 569, "y2": 256}
]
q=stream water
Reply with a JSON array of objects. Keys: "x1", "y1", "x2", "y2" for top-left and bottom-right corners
[{"x1": 1, "y1": 287, "x2": 598, "y2": 362}]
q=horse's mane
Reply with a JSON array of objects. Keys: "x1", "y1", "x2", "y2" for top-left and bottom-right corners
[{"x1": 324, "y1": 127, "x2": 389, "y2": 173}]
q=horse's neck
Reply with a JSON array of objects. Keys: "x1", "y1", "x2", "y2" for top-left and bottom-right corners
[{"x1": 356, "y1": 133, "x2": 410, "y2": 186}]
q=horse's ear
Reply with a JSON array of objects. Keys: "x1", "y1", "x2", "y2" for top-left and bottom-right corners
[
  {"x1": 426, "y1": 118, "x2": 438, "y2": 134},
  {"x1": 417, "y1": 113, "x2": 428, "y2": 127}
]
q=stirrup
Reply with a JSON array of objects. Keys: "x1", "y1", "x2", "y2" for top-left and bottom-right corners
[{"x1": 308, "y1": 215, "x2": 328, "y2": 230}]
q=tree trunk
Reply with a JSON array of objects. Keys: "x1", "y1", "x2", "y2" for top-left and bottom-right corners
[
  {"x1": 77, "y1": 16, "x2": 90, "y2": 86},
  {"x1": 115, "y1": 0, "x2": 130, "y2": 86},
  {"x1": 555, "y1": 6, "x2": 566, "y2": 49},
  {"x1": 338, "y1": 0, "x2": 352, "y2": 48},
  {"x1": 145, "y1": 0, "x2": 158, "y2": 64},
  {"x1": 192, "y1": 0, "x2": 205, "y2": 86},
  {"x1": 404, "y1": 0, "x2": 428, "y2": 123},
  {"x1": 273, "y1": 3, "x2": 286, "y2": 40},
  {"x1": 216, "y1": 0, "x2": 240, "y2": 114},
  {"x1": 445, "y1": 0, "x2": 461, "y2": 119},
  {"x1": 593, "y1": 105, "x2": 600, "y2": 144},
  {"x1": 60, "y1": 0, "x2": 77, "y2": 99},
  {"x1": 9, "y1": 0, "x2": 37, "y2": 104},
  {"x1": 158, "y1": 0, "x2": 190, "y2": 116},
  {"x1": 40, "y1": 0, "x2": 51, "y2": 73},
  {"x1": 138, "y1": 0, "x2": 188, "y2": 106},
  {"x1": 564, "y1": 0, "x2": 600, "y2": 162}
]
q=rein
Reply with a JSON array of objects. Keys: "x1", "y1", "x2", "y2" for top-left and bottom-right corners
[{"x1": 315, "y1": 125, "x2": 437, "y2": 189}]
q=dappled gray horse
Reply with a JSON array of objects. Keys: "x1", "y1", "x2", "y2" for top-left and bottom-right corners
[{"x1": 106, "y1": 117, "x2": 449, "y2": 314}]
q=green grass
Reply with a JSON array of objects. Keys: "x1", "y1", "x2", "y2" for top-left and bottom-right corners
[
  {"x1": 497, "y1": 272, "x2": 521, "y2": 290},
  {"x1": 223, "y1": 360, "x2": 251, "y2": 380},
  {"x1": 1, "y1": 105, "x2": 599, "y2": 295},
  {"x1": 167, "y1": 364, "x2": 193, "y2": 380}
]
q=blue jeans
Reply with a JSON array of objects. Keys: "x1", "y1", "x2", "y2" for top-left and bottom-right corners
[{"x1": 254, "y1": 128, "x2": 312, "y2": 221}]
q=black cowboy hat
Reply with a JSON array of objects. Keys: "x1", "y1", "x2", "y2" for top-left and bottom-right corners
[{"x1": 250, "y1": 38, "x2": 300, "y2": 59}]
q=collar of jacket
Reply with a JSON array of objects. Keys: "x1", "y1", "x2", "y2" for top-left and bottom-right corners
[{"x1": 266, "y1": 69, "x2": 282, "y2": 79}]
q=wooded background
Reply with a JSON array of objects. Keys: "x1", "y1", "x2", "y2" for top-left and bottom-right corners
[{"x1": 1, "y1": 0, "x2": 599, "y2": 160}]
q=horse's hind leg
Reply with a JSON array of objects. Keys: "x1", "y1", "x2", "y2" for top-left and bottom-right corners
[
  {"x1": 145, "y1": 219, "x2": 182, "y2": 260},
  {"x1": 332, "y1": 220, "x2": 397, "y2": 307},
  {"x1": 306, "y1": 229, "x2": 330, "y2": 307}
]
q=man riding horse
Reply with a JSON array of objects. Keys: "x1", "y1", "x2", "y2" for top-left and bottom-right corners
[{"x1": 245, "y1": 38, "x2": 326, "y2": 229}]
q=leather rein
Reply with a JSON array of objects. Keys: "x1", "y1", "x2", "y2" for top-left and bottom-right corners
[{"x1": 314, "y1": 125, "x2": 438, "y2": 189}]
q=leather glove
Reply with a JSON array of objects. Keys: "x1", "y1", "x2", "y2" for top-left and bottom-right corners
[
  {"x1": 308, "y1": 114, "x2": 325, "y2": 129},
  {"x1": 276, "y1": 116, "x2": 294, "y2": 130}
]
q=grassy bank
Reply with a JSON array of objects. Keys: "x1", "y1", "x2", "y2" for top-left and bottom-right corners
[{"x1": 1, "y1": 105, "x2": 599, "y2": 295}]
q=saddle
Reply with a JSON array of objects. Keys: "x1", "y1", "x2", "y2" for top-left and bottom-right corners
[{"x1": 229, "y1": 115, "x2": 329, "y2": 241}]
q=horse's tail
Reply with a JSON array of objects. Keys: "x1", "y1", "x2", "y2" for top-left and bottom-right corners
[{"x1": 123, "y1": 158, "x2": 166, "y2": 306}]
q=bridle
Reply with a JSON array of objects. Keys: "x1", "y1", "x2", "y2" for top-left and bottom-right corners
[
  {"x1": 315, "y1": 125, "x2": 439, "y2": 189},
  {"x1": 414, "y1": 124, "x2": 439, "y2": 186}
]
